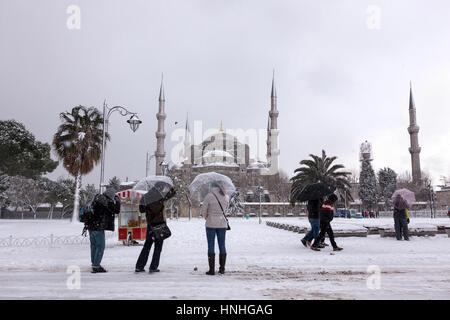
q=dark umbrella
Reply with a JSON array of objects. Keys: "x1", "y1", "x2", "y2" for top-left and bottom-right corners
[
  {"x1": 296, "y1": 182, "x2": 336, "y2": 202},
  {"x1": 391, "y1": 188, "x2": 415, "y2": 210},
  {"x1": 133, "y1": 176, "x2": 175, "y2": 205}
]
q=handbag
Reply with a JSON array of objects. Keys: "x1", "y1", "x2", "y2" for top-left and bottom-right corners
[
  {"x1": 150, "y1": 223, "x2": 172, "y2": 241},
  {"x1": 212, "y1": 193, "x2": 231, "y2": 231}
]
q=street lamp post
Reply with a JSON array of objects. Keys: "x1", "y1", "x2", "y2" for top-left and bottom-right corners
[
  {"x1": 426, "y1": 181, "x2": 435, "y2": 219},
  {"x1": 99, "y1": 101, "x2": 142, "y2": 193},
  {"x1": 256, "y1": 186, "x2": 264, "y2": 224}
]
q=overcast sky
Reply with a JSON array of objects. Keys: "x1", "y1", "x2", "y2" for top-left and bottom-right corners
[{"x1": 1, "y1": 0, "x2": 449, "y2": 189}]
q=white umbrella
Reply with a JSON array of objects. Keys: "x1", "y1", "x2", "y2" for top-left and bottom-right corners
[{"x1": 189, "y1": 172, "x2": 235, "y2": 202}]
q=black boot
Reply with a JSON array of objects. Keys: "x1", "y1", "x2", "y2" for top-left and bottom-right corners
[
  {"x1": 206, "y1": 253, "x2": 215, "y2": 275},
  {"x1": 219, "y1": 253, "x2": 226, "y2": 274}
]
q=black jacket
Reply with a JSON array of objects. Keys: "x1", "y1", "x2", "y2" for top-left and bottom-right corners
[
  {"x1": 393, "y1": 207, "x2": 407, "y2": 219},
  {"x1": 307, "y1": 199, "x2": 322, "y2": 219},
  {"x1": 89, "y1": 194, "x2": 121, "y2": 231},
  {"x1": 319, "y1": 202, "x2": 334, "y2": 223},
  {"x1": 139, "y1": 198, "x2": 165, "y2": 227},
  {"x1": 138, "y1": 187, "x2": 175, "y2": 227}
]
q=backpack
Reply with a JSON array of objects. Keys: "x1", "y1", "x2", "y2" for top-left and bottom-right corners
[{"x1": 79, "y1": 194, "x2": 100, "y2": 223}]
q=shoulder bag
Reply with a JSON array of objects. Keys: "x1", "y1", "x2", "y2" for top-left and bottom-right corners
[
  {"x1": 212, "y1": 193, "x2": 231, "y2": 231},
  {"x1": 150, "y1": 223, "x2": 172, "y2": 242}
]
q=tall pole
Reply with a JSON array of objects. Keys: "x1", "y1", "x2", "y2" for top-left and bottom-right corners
[
  {"x1": 258, "y1": 186, "x2": 263, "y2": 224},
  {"x1": 99, "y1": 101, "x2": 141, "y2": 193},
  {"x1": 99, "y1": 100, "x2": 107, "y2": 193},
  {"x1": 344, "y1": 190, "x2": 347, "y2": 209},
  {"x1": 259, "y1": 193, "x2": 262, "y2": 224}
]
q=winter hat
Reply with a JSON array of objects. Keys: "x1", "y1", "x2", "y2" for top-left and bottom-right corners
[{"x1": 326, "y1": 193, "x2": 338, "y2": 204}]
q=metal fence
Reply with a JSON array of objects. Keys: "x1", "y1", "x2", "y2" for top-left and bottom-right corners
[
  {"x1": 378, "y1": 209, "x2": 448, "y2": 218},
  {"x1": 0, "y1": 232, "x2": 117, "y2": 248}
]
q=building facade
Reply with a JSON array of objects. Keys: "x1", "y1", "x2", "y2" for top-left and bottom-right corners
[{"x1": 154, "y1": 73, "x2": 284, "y2": 216}]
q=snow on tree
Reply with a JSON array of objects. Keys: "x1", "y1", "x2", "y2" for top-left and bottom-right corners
[
  {"x1": 228, "y1": 191, "x2": 244, "y2": 216},
  {"x1": 39, "y1": 177, "x2": 62, "y2": 219},
  {"x1": 167, "y1": 168, "x2": 192, "y2": 219},
  {"x1": 52, "y1": 106, "x2": 106, "y2": 223},
  {"x1": 378, "y1": 167, "x2": 397, "y2": 210},
  {"x1": 80, "y1": 183, "x2": 98, "y2": 207},
  {"x1": 0, "y1": 174, "x2": 10, "y2": 217},
  {"x1": 55, "y1": 178, "x2": 76, "y2": 219},
  {"x1": 5, "y1": 176, "x2": 45, "y2": 219},
  {"x1": 0, "y1": 120, "x2": 58, "y2": 178},
  {"x1": 358, "y1": 159, "x2": 377, "y2": 210},
  {"x1": 108, "y1": 176, "x2": 121, "y2": 192}
]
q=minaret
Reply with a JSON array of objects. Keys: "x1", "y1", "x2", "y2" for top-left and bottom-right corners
[
  {"x1": 270, "y1": 70, "x2": 278, "y2": 130},
  {"x1": 183, "y1": 113, "x2": 191, "y2": 165},
  {"x1": 266, "y1": 70, "x2": 279, "y2": 173},
  {"x1": 155, "y1": 74, "x2": 166, "y2": 175},
  {"x1": 408, "y1": 81, "x2": 422, "y2": 186}
]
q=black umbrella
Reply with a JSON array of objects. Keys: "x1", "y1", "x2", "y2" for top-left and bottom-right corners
[
  {"x1": 134, "y1": 176, "x2": 175, "y2": 206},
  {"x1": 296, "y1": 183, "x2": 336, "y2": 202}
]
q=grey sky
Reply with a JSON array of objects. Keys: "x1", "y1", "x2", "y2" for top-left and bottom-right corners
[{"x1": 1, "y1": 0, "x2": 449, "y2": 188}]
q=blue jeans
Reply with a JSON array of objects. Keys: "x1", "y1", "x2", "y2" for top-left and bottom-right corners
[
  {"x1": 303, "y1": 218, "x2": 320, "y2": 242},
  {"x1": 89, "y1": 230, "x2": 105, "y2": 267},
  {"x1": 206, "y1": 227, "x2": 227, "y2": 254}
]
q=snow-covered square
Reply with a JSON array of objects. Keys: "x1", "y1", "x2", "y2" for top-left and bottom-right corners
[{"x1": 1, "y1": 217, "x2": 449, "y2": 300}]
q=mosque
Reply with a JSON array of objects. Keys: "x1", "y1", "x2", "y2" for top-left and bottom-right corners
[{"x1": 152, "y1": 73, "x2": 282, "y2": 204}]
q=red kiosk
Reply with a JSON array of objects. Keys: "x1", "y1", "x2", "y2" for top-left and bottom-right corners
[{"x1": 116, "y1": 189, "x2": 147, "y2": 245}]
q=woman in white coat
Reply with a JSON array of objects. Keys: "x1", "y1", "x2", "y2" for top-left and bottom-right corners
[{"x1": 200, "y1": 182, "x2": 229, "y2": 275}]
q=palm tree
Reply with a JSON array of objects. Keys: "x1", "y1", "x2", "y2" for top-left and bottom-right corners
[
  {"x1": 290, "y1": 150, "x2": 353, "y2": 205},
  {"x1": 53, "y1": 106, "x2": 108, "y2": 222}
]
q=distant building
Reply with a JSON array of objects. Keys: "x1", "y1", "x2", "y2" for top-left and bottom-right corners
[{"x1": 151, "y1": 73, "x2": 286, "y2": 217}]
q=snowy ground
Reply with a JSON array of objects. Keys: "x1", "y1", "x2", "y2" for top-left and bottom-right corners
[{"x1": 0, "y1": 217, "x2": 449, "y2": 300}]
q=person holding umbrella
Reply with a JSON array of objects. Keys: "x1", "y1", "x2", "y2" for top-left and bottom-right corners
[
  {"x1": 200, "y1": 181, "x2": 230, "y2": 275},
  {"x1": 301, "y1": 198, "x2": 323, "y2": 247},
  {"x1": 298, "y1": 183, "x2": 336, "y2": 248},
  {"x1": 391, "y1": 189, "x2": 415, "y2": 241},
  {"x1": 311, "y1": 193, "x2": 343, "y2": 251},
  {"x1": 135, "y1": 180, "x2": 176, "y2": 273},
  {"x1": 88, "y1": 187, "x2": 121, "y2": 273}
]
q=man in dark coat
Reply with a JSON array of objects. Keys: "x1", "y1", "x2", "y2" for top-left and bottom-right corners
[
  {"x1": 393, "y1": 207, "x2": 409, "y2": 240},
  {"x1": 301, "y1": 198, "x2": 323, "y2": 247},
  {"x1": 88, "y1": 187, "x2": 121, "y2": 273},
  {"x1": 311, "y1": 194, "x2": 342, "y2": 251},
  {"x1": 135, "y1": 186, "x2": 175, "y2": 273}
]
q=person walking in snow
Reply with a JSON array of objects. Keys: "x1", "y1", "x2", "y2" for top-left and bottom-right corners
[
  {"x1": 135, "y1": 185, "x2": 176, "y2": 273},
  {"x1": 88, "y1": 187, "x2": 121, "y2": 273},
  {"x1": 301, "y1": 198, "x2": 323, "y2": 248},
  {"x1": 311, "y1": 194, "x2": 343, "y2": 251},
  {"x1": 200, "y1": 181, "x2": 230, "y2": 275}
]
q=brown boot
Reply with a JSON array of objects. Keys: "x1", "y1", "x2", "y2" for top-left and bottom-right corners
[
  {"x1": 206, "y1": 253, "x2": 215, "y2": 275},
  {"x1": 219, "y1": 253, "x2": 226, "y2": 274}
]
